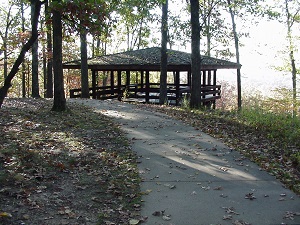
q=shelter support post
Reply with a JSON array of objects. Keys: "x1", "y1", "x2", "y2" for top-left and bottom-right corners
[
  {"x1": 208, "y1": 70, "x2": 212, "y2": 85},
  {"x1": 175, "y1": 71, "x2": 180, "y2": 106},
  {"x1": 145, "y1": 70, "x2": 150, "y2": 103},
  {"x1": 140, "y1": 71, "x2": 144, "y2": 88},
  {"x1": 213, "y1": 70, "x2": 217, "y2": 109},
  {"x1": 126, "y1": 70, "x2": 130, "y2": 87},
  {"x1": 110, "y1": 71, "x2": 114, "y2": 96},
  {"x1": 117, "y1": 70, "x2": 122, "y2": 100},
  {"x1": 188, "y1": 71, "x2": 191, "y2": 87},
  {"x1": 92, "y1": 70, "x2": 97, "y2": 99},
  {"x1": 202, "y1": 70, "x2": 206, "y2": 101}
]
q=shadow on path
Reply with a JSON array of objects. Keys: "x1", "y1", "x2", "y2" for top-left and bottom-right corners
[{"x1": 70, "y1": 99, "x2": 300, "y2": 225}]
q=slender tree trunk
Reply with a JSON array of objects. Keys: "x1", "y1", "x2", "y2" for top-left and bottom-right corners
[
  {"x1": 206, "y1": 18, "x2": 211, "y2": 56},
  {"x1": 21, "y1": 0, "x2": 26, "y2": 97},
  {"x1": 137, "y1": 19, "x2": 144, "y2": 50},
  {"x1": 285, "y1": 0, "x2": 297, "y2": 118},
  {"x1": 0, "y1": 0, "x2": 42, "y2": 108},
  {"x1": 43, "y1": 35, "x2": 47, "y2": 97},
  {"x1": 31, "y1": 0, "x2": 40, "y2": 98},
  {"x1": 52, "y1": 0, "x2": 66, "y2": 111},
  {"x1": 159, "y1": 0, "x2": 168, "y2": 105},
  {"x1": 205, "y1": 0, "x2": 211, "y2": 57},
  {"x1": 80, "y1": 27, "x2": 90, "y2": 98},
  {"x1": 45, "y1": 0, "x2": 53, "y2": 98},
  {"x1": 228, "y1": 0, "x2": 242, "y2": 110},
  {"x1": 127, "y1": 26, "x2": 130, "y2": 51},
  {"x1": 96, "y1": 37, "x2": 101, "y2": 56},
  {"x1": 3, "y1": 41, "x2": 8, "y2": 79},
  {"x1": 3, "y1": 6, "x2": 13, "y2": 79},
  {"x1": 190, "y1": 0, "x2": 202, "y2": 108}
]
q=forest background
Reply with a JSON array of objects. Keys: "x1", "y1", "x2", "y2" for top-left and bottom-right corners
[{"x1": 0, "y1": 0, "x2": 299, "y2": 106}]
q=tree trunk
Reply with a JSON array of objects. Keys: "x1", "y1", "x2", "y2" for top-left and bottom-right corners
[
  {"x1": 0, "y1": 0, "x2": 42, "y2": 108},
  {"x1": 3, "y1": 41, "x2": 8, "y2": 79},
  {"x1": 3, "y1": 6, "x2": 14, "y2": 79},
  {"x1": 291, "y1": 51, "x2": 297, "y2": 117},
  {"x1": 228, "y1": 0, "x2": 242, "y2": 110},
  {"x1": 190, "y1": 0, "x2": 202, "y2": 109},
  {"x1": 159, "y1": 0, "x2": 168, "y2": 105},
  {"x1": 285, "y1": 0, "x2": 297, "y2": 118},
  {"x1": 51, "y1": 0, "x2": 66, "y2": 111},
  {"x1": 205, "y1": 0, "x2": 211, "y2": 57},
  {"x1": 2, "y1": 5, "x2": 13, "y2": 79},
  {"x1": 43, "y1": 34, "x2": 47, "y2": 97},
  {"x1": 45, "y1": 0, "x2": 53, "y2": 98},
  {"x1": 31, "y1": 0, "x2": 40, "y2": 98},
  {"x1": 21, "y1": 0, "x2": 26, "y2": 97},
  {"x1": 80, "y1": 27, "x2": 90, "y2": 98}
]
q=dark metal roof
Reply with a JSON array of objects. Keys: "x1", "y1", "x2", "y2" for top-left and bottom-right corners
[{"x1": 63, "y1": 47, "x2": 241, "y2": 71}]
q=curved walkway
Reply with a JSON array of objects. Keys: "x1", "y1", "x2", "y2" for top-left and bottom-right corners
[{"x1": 70, "y1": 99, "x2": 300, "y2": 225}]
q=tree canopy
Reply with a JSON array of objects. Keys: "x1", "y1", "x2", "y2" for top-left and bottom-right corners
[{"x1": 0, "y1": 0, "x2": 298, "y2": 112}]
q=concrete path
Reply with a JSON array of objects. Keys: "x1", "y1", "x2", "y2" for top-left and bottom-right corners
[{"x1": 70, "y1": 99, "x2": 300, "y2": 225}]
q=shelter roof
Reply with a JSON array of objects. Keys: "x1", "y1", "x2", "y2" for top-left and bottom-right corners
[{"x1": 63, "y1": 47, "x2": 241, "y2": 71}]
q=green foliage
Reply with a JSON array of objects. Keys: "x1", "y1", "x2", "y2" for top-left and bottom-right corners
[
  {"x1": 219, "y1": 86, "x2": 300, "y2": 148},
  {"x1": 239, "y1": 106, "x2": 300, "y2": 147},
  {"x1": 181, "y1": 94, "x2": 191, "y2": 110},
  {"x1": 51, "y1": 0, "x2": 109, "y2": 35}
]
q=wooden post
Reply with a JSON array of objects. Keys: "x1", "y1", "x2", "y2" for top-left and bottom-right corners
[
  {"x1": 117, "y1": 70, "x2": 122, "y2": 100},
  {"x1": 110, "y1": 70, "x2": 114, "y2": 96},
  {"x1": 213, "y1": 69, "x2": 217, "y2": 85},
  {"x1": 92, "y1": 70, "x2": 96, "y2": 99},
  {"x1": 145, "y1": 70, "x2": 150, "y2": 103},
  {"x1": 126, "y1": 70, "x2": 130, "y2": 87},
  {"x1": 202, "y1": 70, "x2": 206, "y2": 101},
  {"x1": 213, "y1": 70, "x2": 217, "y2": 109},
  {"x1": 208, "y1": 70, "x2": 212, "y2": 85},
  {"x1": 188, "y1": 71, "x2": 191, "y2": 87},
  {"x1": 141, "y1": 70, "x2": 144, "y2": 88},
  {"x1": 175, "y1": 71, "x2": 180, "y2": 105},
  {"x1": 202, "y1": 70, "x2": 206, "y2": 86}
]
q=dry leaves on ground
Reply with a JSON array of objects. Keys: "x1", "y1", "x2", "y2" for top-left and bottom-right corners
[{"x1": 0, "y1": 98, "x2": 141, "y2": 225}]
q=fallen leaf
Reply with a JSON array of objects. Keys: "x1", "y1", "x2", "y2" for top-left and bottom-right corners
[
  {"x1": 213, "y1": 186, "x2": 223, "y2": 190},
  {"x1": 129, "y1": 219, "x2": 140, "y2": 224},
  {"x1": 162, "y1": 215, "x2": 171, "y2": 221},
  {"x1": 152, "y1": 211, "x2": 161, "y2": 216},
  {"x1": 245, "y1": 193, "x2": 256, "y2": 200},
  {"x1": 0, "y1": 212, "x2": 12, "y2": 218},
  {"x1": 23, "y1": 214, "x2": 30, "y2": 220},
  {"x1": 223, "y1": 215, "x2": 232, "y2": 220},
  {"x1": 232, "y1": 220, "x2": 251, "y2": 225}
]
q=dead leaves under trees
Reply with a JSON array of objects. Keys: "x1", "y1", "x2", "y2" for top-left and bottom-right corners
[{"x1": 0, "y1": 98, "x2": 141, "y2": 225}]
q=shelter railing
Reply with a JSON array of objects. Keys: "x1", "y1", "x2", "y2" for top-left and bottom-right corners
[{"x1": 69, "y1": 84, "x2": 221, "y2": 105}]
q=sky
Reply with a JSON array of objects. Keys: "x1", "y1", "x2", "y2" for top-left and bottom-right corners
[{"x1": 220, "y1": 19, "x2": 292, "y2": 96}]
